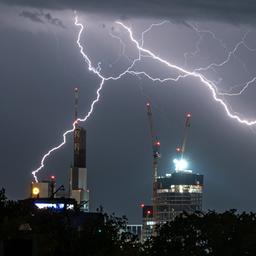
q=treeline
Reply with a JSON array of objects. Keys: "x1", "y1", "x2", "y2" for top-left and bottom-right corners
[{"x1": 1, "y1": 188, "x2": 256, "y2": 255}]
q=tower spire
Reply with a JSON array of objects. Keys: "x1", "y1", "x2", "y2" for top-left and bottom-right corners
[{"x1": 75, "y1": 87, "x2": 79, "y2": 122}]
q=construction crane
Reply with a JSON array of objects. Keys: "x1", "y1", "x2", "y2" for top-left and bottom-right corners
[
  {"x1": 146, "y1": 102, "x2": 161, "y2": 183},
  {"x1": 146, "y1": 102, "x2": 161, "y2": 226},
  {"x1": 179, "y1": 113, "x2": 192, "y2": 160},
  {"x1": 174, "y1": 113, "x2": 191, "y2": 172}
]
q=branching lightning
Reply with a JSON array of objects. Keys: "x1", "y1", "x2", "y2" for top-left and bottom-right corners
[
  {"x1": 32, "y1": 15, "x2": 143, "y2": 182},
  {"x1": 194, "y1": 30, "x2": 256, "y2": 73},
  {"x1": 184, "y1": 22, "x2": 228, "y2": 68},
  {"x1": 32, "y1": 79, "x2": 103, "y2": 183},
  {"x1": 140, "y1": 20, "x2": 170, "y2": 47},
  {"x1": 115, "y1": 21, "x2": 256, "y2": 126},
  {"x1": 109, "y1": 29, "x2": 132, "y2": 66},
  {"x1": 32, "y1": 14, "x2": 256, "y2": 182},
  {"x1": 186, "y1": 24, "x2": 256, "y2": 95}
]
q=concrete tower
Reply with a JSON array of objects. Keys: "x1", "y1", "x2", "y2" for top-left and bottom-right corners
[{"x1": 69, "y1": 88, "x2": 89, "y2": 211}]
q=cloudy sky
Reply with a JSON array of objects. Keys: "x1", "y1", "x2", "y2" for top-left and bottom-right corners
[{"x1": 0, "y1": 0, "x2": 256, "y2": 223}]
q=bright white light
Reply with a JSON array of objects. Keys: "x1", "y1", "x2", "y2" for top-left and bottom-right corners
[
  {"x1": 173, "y1": 158, "x2": 188, "y2": 171},
  {"x1": 66, "y1": 204, "x2": 74, "y2": 210},
  {"x1": 34, "y1": 203, "x2": 65, "y2": 209},
  {"x1": 146, "y1": 221, "x2": 155, "y2": 226}
]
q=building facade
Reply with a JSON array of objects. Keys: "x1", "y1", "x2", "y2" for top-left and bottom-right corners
[
  {"x1": 126, "y1": 224, "x2": 142, "y2": 241},
  {"x1": 31, "y1": 178, "x2": 56, "y2": 198},
  {"x1": 154, "y1": 170, "x2": 203, "y2": 224},
  {"x1": 69, "y1": 125, "x2": 89, "y2": 212},
  {"x1": 141, "y1": 205, "x2": 154, "y2": 241}
]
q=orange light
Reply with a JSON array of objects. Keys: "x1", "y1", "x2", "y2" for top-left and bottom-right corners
[{"x1": 32, "y1": 187, "x2": 40, "y2": 195}]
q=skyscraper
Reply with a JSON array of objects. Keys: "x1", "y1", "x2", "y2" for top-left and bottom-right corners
[
  {"x1": 69, "y1": 88, "x2": 89, "y2": 211},
  {"x1": 154, "y1": 169, "x2": 203, "y2": 224},
  {"x1": 152, "y1": 113, "x2": 203, "y2": 225}
]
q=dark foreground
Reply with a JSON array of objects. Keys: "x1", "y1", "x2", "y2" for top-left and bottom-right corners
[{"x1": 1, "y1": 188, "x2": 256, "y2": 256}]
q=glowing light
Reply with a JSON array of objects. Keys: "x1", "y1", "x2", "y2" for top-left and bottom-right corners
[
  {"x1": 146, "y1": 221, "x2": 155, "y2": 226},
  {"x1": 32, "y1": 187, "x2": 40, "y2": 195},
  {"x1": 35, "y1": 203, "x2": 65, "y2": 209},
  {"x1": 140, "y1": 203, "x2": 145, "y2": 208},
  {"x1": 173, "y1": 158, "x2": 188, "y2": 171}
]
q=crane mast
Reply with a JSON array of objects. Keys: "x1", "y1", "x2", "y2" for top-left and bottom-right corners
[
  {"x1": 180, "y1": 113, "x2": 192, "y2": 160},
  {"x1": 146, "y1": 102, "x2": 161, "y2": 182},
  {"x1": 146, "y1": 102, "x2": 160, "y2": 225}
]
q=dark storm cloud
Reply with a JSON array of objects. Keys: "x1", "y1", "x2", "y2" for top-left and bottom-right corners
[
  {"x1": 19, "y1": 10, "x2": 44, "y2": 23},
  {"x1": 19, "y1": 10, "x2": 66, "y2": 28},
  {"x1": 44, "y1": 12, "x2": 66, "y2": 28},
  {"x1": 2, "y1": 0, "x2": 256, "y2": 23}
]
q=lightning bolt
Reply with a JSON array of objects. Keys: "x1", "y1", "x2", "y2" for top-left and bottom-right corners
[
  {"x1": 184, "y1": 22, "x2": 228, "y2": 68},
  {"x1": 183, "y1": 23, "x2": 256, "y2": 93},
  {"x1": 108, "y1": 29, "x2": 132, "y2": 66},
  {"x1": 194, "y1": 30, "x2": 256, "y2": 73},
  {"x1": 219, "y1": 76, "x2": 256, "y2": 96},
  {"x1": 140, "y1": 20, "x2": 170, "y2": 47},
  {"x1": 32, "y1": 15, "x2": 256, "y2": 182},
  {"x1": 32, "y1": 14, "x2": 143, "y2": 182},
  {"x1": 115, "y1": 21, "x2": 256, "y2": 126},
  {"x1": 32, "y1": 80, "x2": 103, "y2": 183}
]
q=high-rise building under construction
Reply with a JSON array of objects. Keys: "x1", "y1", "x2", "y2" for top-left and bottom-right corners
[
  {"x1": 145, "y1": 105, "x2": 204, "y2": 226},
  {"x1": 153, "y1": 113, "x2": 204, "y2": 224},
  {"x1": 154, "y1": 170, "x2": 203, "y2": 224},
  {"x1": 69, "y1": 88, "x2": 89, "y2": 211}
]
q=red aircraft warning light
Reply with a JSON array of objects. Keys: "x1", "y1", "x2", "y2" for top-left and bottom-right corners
[{"x1": 176, "y1": 147, "x2": 181, "y2": 152}]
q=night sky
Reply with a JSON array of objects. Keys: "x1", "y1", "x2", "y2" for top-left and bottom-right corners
[{"x1": 1, "y1": 0, "x2": 256, "y2": 223}]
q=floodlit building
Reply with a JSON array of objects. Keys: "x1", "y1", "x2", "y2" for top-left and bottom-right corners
[
  {"x1": 144, "y1": 109, "x2": 204, "y2": 227},
  {"x1": 154, "y1": 165, "x2": 203, "y2": 224}
]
